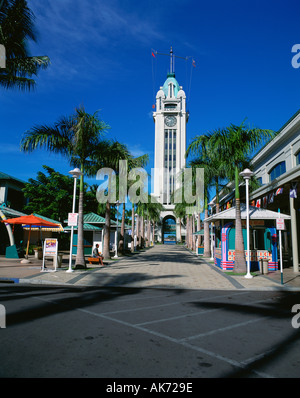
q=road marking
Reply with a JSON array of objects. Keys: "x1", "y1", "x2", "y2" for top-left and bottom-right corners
[
  {"x1": 76, "y1": 306, "x2": 273, "y2": 378},
  {"x1": 179, "y1": 316, "x2": 270, "y2": 341},
  {"x1": 33, "y1": 291, "x2": 275, "y2": 378}
]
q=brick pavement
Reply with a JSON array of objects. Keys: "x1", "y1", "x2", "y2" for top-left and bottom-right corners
[{"x1": 0, "y1": 244, "x2": 299, "y2": 291}]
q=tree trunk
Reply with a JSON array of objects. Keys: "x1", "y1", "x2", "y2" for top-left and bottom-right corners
[
  {"x1": 152, "y1": 222, "x2": 155, "y2": 245},
  {"x1": 234, "y1": 197, "x2": 247, "y2": 272},
  {"x1": 179, "y1": 218, "x2": 182, "y2": 243},
  {"x1": 192, "y1": 214, "x2": 195, "y2": 251},
  {"x1": 141, "y1": 215, "x2": 145, "y2": 248},
  {"x1": 75, "y1": 177, "x2": 86, "y2": 269},
  {"x1": 119, "y1": 203, "x2": 125, "y2": 254},
  {"x1": 137, "y1": 215, "x2": 141, "y2": 249},
  {"x1": 233, "y1": 167, "x2": 247, "y2": 273},
  {"x1": 103, "y1": 200, "x2": 111, "y2": 260},
  {"x1": 186, "y1": 216, "x2": 189, "y2": 248},
  {"x1": 147, "y1": 218, "x2": 151, "y2": 247},
  {"x1": 131, "y1": 204, "x2": 135, "y2": 253}
]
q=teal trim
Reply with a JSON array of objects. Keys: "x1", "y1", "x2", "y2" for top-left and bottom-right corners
[{"x1": 162, "y1": 74, "x2": 180, "y2": 97}]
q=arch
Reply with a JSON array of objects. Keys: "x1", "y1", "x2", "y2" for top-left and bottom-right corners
[{"x1": 162, "y1": 215, "x2": 176, "y2": 244}]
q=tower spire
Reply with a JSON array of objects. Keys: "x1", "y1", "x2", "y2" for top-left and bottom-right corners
[{"x1": 170, "y1": 46, "x2": 174, "y2": 74}]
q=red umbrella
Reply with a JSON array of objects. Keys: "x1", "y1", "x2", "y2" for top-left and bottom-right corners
[{"x1": 2, "y1": 214, "x2": 60, "y2": 258}]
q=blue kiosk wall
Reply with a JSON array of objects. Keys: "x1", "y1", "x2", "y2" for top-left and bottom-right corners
[{"x1": 214, "y1": 222, "x2": 278, "y2": 272}]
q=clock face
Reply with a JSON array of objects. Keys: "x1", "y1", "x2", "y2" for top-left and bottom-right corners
[{"x1": 165, "y1": 115, "x2": 176, "y2": 127}]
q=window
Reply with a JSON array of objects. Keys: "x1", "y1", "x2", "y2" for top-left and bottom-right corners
[
  {"x1": 269, "y1": 161, "x2": 286, "y2": 181},
  {"x1": 257, "y1": 177, "x2": 263, "y2": 186},
  {"x1": 165, "y1": 103, "x2": 176, "y2": 109},
  {"x1": 296, "y1": 151, "x2": 300, "y2": 165}
]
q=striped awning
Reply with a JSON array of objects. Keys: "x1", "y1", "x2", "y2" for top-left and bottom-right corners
[{"x1": 23, "y1": 213, "x2": 64, "y2": 232}]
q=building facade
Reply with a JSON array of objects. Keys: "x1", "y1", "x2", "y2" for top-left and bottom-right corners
[
  {"x1": 249, "y1": 109, "x2": 300, "y2": 272},
  {"x1": 212, "y1": 109, "x2": 300, "y2": 272},
  {"x1": 152, "y1": 72, "x2": 188, "y2": 242}
]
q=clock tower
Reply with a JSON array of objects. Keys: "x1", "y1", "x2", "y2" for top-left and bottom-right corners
[{"x1": 152, "y1": 59, "x2": 188, "y2": 242}]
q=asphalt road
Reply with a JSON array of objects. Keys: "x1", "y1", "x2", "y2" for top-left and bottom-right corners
[{"x1": 1, "y1": 283, "x2": 300, "y2": 381}]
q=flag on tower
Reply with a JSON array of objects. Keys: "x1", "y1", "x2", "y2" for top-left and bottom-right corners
[
  {"x1": 192, "y1": 59, "x2": 196, "y2": 68},
  {"x1": 151, "y1": 50, "x2": 156, "y2": 58}
]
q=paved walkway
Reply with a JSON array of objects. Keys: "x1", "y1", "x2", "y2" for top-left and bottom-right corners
[{"x1": 0, "y1": 244, "x2": 299, "y2": 291}]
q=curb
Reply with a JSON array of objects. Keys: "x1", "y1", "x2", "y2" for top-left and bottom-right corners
[{"x1": 0, "y1": 277, "x2": 19, "y2": 284}]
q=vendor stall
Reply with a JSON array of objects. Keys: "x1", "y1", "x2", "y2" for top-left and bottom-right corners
[{"x1": 205, "y1": 204, "x2": 291, "y2": 272}]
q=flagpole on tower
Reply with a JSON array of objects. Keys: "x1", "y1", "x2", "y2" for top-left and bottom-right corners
[{"x1": 170, "y1": 46, "x2": 174, "y2": 74}]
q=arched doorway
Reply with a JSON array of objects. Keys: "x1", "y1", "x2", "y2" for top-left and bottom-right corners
[{"x1": 163, "y1": 215, "x2": 176, "y2": 244}]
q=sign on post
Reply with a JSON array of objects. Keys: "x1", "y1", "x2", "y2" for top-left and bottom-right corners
[
  {"x1": 276, "y1": 218, "x2": 285, "y2": 230},
  {"x1": 276, "y1": 215, "x2": 285, "y2": 285},
  {"x1": 68, "y1": 213, "x2": 78, "y2": 226},
  {"x1": 42, "y1": 238, "x2": 58, "y2": 272}
]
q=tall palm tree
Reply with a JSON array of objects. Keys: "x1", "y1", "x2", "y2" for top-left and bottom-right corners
[
  {"x1": 210, "y1": 121, "x2": 275, "y2": 272},
  {"x1": 92, "y1": 140, "x2": 133, "y2": 260},
  {"x1": 119, "y1": 154, "x2": 149, "y2": 255},
  {"x1": 143, "y1": 196, "x2": 164, "y2": 247},
  {"x1": 0, "y1": 0, "x2": 50, "y2": 91},
  {"x1": 186, "y1": 133, "x2": 228, "y2": 256},
  {"x1": 20, "y1": 106, "x2": 109, "y2": 269},
  {"x1": 173, "y1": 202, "x2": 186, "y2": 243}
]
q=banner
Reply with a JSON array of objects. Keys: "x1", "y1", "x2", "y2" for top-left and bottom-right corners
[{"x1": 290, "y1": 182, "x2": 298, "y2": 198}]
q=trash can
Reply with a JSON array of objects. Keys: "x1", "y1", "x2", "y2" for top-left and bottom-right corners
[{"x1": 262, "y1": 260, "x2": 269, "y2": 275}]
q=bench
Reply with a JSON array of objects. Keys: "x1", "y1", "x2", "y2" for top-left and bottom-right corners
[{"x1": 87, "y1": 257, "x2": 103, "y2": 266}]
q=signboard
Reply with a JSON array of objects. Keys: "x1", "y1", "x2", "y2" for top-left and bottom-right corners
[
  {"x1": 276, "y1": 218, "x2": 285, "y2": 230},
  {"x1": 68, "y1": 213, "x2": 78, "y2": 226},
  {"x1": 42, "y1": 238, "x2": 58, "y2": 271}
]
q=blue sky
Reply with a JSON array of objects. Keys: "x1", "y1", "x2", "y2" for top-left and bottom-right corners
[{"x1": 1, "y1": 0, "x2": 300, "y2": 193}]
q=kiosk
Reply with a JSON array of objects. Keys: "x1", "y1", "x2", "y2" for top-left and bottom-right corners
[{"x1": 205, "y1": 204, "x2": 291, "y2": 273}]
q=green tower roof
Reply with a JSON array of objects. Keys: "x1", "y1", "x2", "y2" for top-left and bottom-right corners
[{"x1": 162, "y1": 73, "x2": 180, "y2": 98}]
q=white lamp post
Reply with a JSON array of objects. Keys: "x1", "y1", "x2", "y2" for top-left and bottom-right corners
[
  {"x1": 240, "y1": 168, "x2": 254, "y2": 279},
  {"x1": 209, "y1": 201, "x2": 214, "y2": 260},
  {"x1": 114, "y1": 200, "x2": 120, "y2": 258},
  {"x1": 67, "y1": 168, "x2": 82, "y2": 273}
]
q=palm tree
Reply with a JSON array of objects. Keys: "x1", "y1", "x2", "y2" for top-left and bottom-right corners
[
  {"x1": 92, "y1": 140, "x2": 133, "y2": 260},
  {"x1": 20, "y1": 106, "x2": 109, "y2": 269},
  {"x1": 0, "y1": 0, "x2": 50, "y2": 91},
  {"x1": 134, "y1": 194, "x2": 164, "y2": 249},
  {"x1": 119, "y1": 154, "x2": 149, "y2": 255},
  {"x1": 144, "y1": 196, "x2": 164, "y2": 247},
  {"x1": 209, "y1": 121, "x2": 275, "y2": 272},
  {"x1": 173, "y1": 202, "x2": 186, "y2": 243},
  {"x1": 186, "y1": 132, "x2": 228, "y2": 256}
]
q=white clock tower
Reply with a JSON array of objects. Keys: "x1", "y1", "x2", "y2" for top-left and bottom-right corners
[{"x1": 152, "y1": 49, "x2": 189, "y2": 242}]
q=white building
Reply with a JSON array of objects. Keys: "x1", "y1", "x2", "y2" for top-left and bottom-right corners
[
  {"x1": 249, "y1": 109, "x2": 300, "y2": 272},
  {"x1": 152, "y1": 69, "x2": 188, "y2": 242}
]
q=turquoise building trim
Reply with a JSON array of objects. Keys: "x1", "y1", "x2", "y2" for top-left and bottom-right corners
[{"x1": 162, "y1": 73, "x2": 180, "y2": 98}]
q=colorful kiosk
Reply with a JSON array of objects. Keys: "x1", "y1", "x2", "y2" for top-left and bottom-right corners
[{"x1": 205, "y1": 204, "x2": 291, "y2": 272}]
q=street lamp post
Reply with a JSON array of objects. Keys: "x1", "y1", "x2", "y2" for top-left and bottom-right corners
[
  {"x1": 240, "y1": 168, "x2": 254, "y2": 279},
  {"x1": 114, "y1": 200, "x2": 120, "y2": 258},
  {"x1": 67, "y1": 168, "x2": 82, "y2": 273}
]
